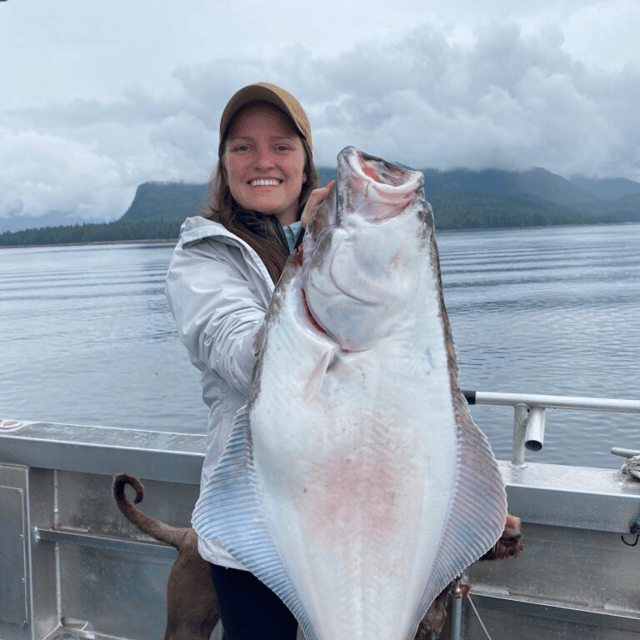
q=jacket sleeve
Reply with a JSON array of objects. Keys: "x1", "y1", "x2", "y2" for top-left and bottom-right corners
[{"x1": 165, "y1": 236, "x2": 271, "y2": 398}]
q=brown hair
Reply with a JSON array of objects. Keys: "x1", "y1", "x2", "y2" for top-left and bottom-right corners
[{"x1": 202, "y1": 104, "x2": 318, "y2": 283}]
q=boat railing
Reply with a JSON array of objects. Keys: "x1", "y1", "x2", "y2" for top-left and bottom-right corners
[
  {"x1": 463, "y1": 390, "x2": 640, "y2": 467},
  {"x1": 3, "y1": 394, "x2": 640, "y2": 640}
]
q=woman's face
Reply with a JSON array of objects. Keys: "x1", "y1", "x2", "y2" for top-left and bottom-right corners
[{"x1": 223, "y1": 103, "x2": 307, "y2": 226}]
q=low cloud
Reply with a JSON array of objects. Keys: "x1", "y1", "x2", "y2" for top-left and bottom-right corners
[
  {"x1": 2, "y1": 20, "x2": 639, "y2": 221},
  {"x1": 305, "y1": 23, "x2": 639, "y2": 175},
  {"x1": 0, "y1": 128, "x2": 127, "y2": 220}
]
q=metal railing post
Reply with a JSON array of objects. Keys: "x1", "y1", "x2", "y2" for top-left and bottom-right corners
[
  {"x1": 511, "y1": 403, "x2": 529, "y2": 467},
  {"x1": 450, "y1": 581, "x2": 464, "y2": 640}
]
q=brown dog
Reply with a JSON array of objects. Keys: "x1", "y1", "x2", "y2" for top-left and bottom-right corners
[
  {"x1": 112, "y1": 474, "x2": 223, "y2": 640},
  {"x1": 113, "y1": 474, "x2": 522, "y2": 640},
  {"x1": 480, "y1": 514, "x2": 523, "y2": 561}
]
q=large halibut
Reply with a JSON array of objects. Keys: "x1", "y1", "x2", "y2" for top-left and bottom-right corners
[{"x1": 193, "y1": 146, "x2": 507, "y2": 640}]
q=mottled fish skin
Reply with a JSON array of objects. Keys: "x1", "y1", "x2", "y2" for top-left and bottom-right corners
[{"x1": 193, "y1": 147, "x2": 508, "y2": 640}]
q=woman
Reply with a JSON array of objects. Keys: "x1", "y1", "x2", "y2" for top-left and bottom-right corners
[{"x1": 165, "y1": 82, "x2": 331, "y2": 639}]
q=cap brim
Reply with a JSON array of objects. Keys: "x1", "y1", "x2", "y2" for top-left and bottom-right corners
[{"x1": 219, "y1": 83, "x2": 311, "y2": 145}]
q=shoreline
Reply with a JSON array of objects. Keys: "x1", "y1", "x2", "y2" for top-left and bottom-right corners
[
  {"x1": 0, "y1": 238, "x2": 178, "y2": 250},
  {"x1": 3, "y1": 218, "x2": 639, "y2": 250}
]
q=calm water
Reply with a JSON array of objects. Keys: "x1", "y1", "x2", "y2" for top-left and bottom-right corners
[{"x1": 1, "y1": 223, "x2": 639, "y2": 469}]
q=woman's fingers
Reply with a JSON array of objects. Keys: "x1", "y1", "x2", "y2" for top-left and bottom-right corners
[{"x1": 301, "y1": 181, "x2": 335, "y2": 227}]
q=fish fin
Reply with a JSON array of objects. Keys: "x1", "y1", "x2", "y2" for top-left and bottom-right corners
[
  {"x1": 416, "y1": 390, "x2": 508, "y2": 629},
  {"x1": 192, "y1": 407, "x2": 319, "y2": 640},
  {"x1": 303, "y1": 348, "x2": 335, "y2": 402}
]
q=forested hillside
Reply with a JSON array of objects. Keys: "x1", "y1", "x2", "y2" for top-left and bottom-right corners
[
  {"x1": 0, "y1": 220, "x2": 182, "y2": 247},
  {"x1": 2, "y1": 165, "x2": 634, "y2": 247},
  {"x1": 121, "y1": 182, "x2": 208, "y2": 222}
]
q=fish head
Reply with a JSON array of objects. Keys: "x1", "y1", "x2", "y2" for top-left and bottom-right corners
[{"x1": 301, "y1": 146, "x2": 432, "y2": 352}]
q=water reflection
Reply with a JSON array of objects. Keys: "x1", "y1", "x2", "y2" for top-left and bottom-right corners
[{"x1": 1, "y1": 225, "x2": 639, "y2": 469}]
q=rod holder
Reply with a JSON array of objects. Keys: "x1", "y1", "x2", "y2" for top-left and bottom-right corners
[
  {"x1": 511, "y1": 404, "x2": 546, "y2": 467},
  {"x1": 525, "y1": 407, "x2": 546, "y2": 452}
]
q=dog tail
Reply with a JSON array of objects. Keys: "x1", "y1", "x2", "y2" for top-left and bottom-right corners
[{"x1": 113, "y1": 473, "x2": 190, "y2": 550}]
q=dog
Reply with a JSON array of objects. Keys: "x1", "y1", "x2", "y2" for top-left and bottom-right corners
[
  {"x1": 113, "y1": 474, "x2": 522, "y2": 640},
  {"x1": 113, "y1": 474, "x2": 223, "y2": 640},
  {"x1": 479, "y1": 514, "x2": 523, "y2": 561}
]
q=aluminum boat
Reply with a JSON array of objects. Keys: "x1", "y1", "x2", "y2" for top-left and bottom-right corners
[{"x1": 2, "y1": 391, "x2": 640, "y2": 640}]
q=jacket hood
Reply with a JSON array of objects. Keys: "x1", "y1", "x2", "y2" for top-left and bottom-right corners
[{"x1": 178, "y1": 215, "x2": 237, "y2": 246}]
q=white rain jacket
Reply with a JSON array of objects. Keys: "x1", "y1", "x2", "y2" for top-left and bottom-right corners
[{"x1": 165, "y1": 215, "x2": 275, "y2": 569}]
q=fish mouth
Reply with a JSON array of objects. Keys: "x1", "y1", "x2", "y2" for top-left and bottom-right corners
[{"x1": 342, "y1": 147, "x2": 423, "y2": 221}]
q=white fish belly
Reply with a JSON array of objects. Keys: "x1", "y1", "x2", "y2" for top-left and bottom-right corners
[{"x1": 251, "y1": 258, "x2": 458, "y2": 640}]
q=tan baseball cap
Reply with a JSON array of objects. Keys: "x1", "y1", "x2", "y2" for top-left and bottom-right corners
[{"x1": 219, "y1": 82, "x2": 312, "y2": 146}]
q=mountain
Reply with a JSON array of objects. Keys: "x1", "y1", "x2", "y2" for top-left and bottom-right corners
[
  {"x1": 121, "y1": 182, "x2": 209, "y2": 223},
  {"x1": 569, "y1": 176, "x2": 640, "y2": 200},
  {"x1": 2, "y1": 165, "x2": 639, "y2": 247},
  {"x1": 422, "y1": 167, "x2": 598, "y2": 209},
  {"x1": 114, "y1": 168, "x2": 602, "y2": 229},
  {"x1": 419, "y1": 167, "x2": 640, "y2": 222},
  {"x1": 317, "y1": 167, "x2": 338, "y2": 186}
]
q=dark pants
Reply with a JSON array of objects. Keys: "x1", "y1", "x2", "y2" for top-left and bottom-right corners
[{"x1": 209, "y1": 564, "x2": 298, "y2": 639}]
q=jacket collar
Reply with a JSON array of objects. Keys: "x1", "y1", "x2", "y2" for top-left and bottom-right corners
[{"x1": 233, "y1": 208, "x2": 290, "y2": 255}]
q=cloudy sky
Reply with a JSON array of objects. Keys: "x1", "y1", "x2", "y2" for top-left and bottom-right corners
[{"x1": 2, "y1": 0, "x2": 639, "y2": 222}]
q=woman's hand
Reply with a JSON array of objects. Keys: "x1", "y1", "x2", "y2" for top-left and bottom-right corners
[{"x1": 301, "y1": 181, "x2": 335, "y2": 228}]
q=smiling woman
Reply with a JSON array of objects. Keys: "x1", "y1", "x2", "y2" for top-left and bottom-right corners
[
  {"x1": 164, "y1": 82, "x2": 333, "y2": 640},
  {"x1": 223, "y1": 103, "x2": 308, "y2": 226}
]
